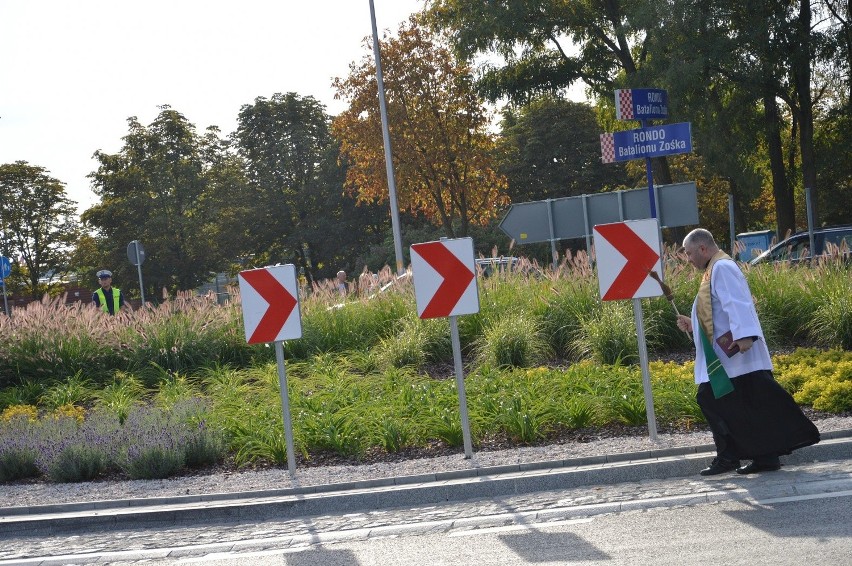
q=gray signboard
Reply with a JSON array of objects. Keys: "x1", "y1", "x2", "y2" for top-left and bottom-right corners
[
  {"x1": 499, "y1": 182, "x2": 698, "y2": 244},
  {"x1": 127, "y1": 240, "x2": 146, "y2": 266}
]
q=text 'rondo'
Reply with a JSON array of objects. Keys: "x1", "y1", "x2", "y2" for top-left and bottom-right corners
[{"x1": 632, "y1": 129, "x2": 667, "y2": 143}]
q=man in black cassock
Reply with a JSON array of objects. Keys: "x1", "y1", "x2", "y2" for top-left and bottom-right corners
[{"x1": 676, "y1": 229, "x2": 820, "y2": 475}]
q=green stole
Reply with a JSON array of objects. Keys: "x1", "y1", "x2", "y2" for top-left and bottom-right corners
[{"x1": 696, "y1": 251, "x2": 735, "y2": 399}]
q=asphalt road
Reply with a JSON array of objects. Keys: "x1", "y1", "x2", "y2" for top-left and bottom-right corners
[
  {"x1": 188, "y1": 494, "x2": 852, "y2": 566},
  {"x1": 3, "y1": 459, "x2": 851, "y2": 566},
  {"x1": 82, "y1": 492, "x2": 852, "y2": 565}
]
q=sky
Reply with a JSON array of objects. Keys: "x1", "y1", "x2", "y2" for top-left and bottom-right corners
[{"x1": 0, "y1": 0, "x2": 428, "y2": 213}]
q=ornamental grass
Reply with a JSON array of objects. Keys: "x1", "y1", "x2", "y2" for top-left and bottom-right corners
[{"x1": 1, "y1": 253, "x2": 850, "y2": 482}]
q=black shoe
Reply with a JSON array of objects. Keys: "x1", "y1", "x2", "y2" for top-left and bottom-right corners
[
  {"x1": 700, "y1": 457, "x2": 740, "y2": 476},
  {"x1": 737, "y1": 460, "x2": 781, "y2": 474}
]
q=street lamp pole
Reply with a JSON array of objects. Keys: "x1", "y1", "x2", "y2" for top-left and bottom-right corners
[{"x1": 368, "y1": 0, "x2": 405, "y2": 276}]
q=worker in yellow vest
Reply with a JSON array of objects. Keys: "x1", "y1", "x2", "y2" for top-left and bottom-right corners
[{"x1": 92, "y1": 270, "x2": 131, "y2": 314}]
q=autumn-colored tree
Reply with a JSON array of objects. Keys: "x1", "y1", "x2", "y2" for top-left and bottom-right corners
[{"x1": 332, "y1": 16, "x2": 508, "y2": 238}]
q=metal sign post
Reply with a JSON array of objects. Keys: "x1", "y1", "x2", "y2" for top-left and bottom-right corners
[
  {"x1": 126, "y1": 240, "x2": 146, "y2": 306},
  {"x1": 593, "y1": 219, "x2": 664, "y2": 442},
  {"x1": 1, "y1": 280, "x2": 8, "y2": 317},
  {"x1": 411, "y1": 237, "x2": 480, "y2": 459},
  {"x1": 368, "y1": 0, "x2": 405, "y2": 276},
  {"x1": 449, "y1": 316, "x2": 474, "y2": 458},
  {"x1": 633, "y1": 298, "x2": 658, "y2": 441},
  {"x1": 0, "y1": 256, "x2": 10, "y2": 317},
  {"x1": 274, "y1": 340, "x2": 297, "y2": 475},
  {"x1": 238, "y1": 264, "x2": 303, "y2": 476}
]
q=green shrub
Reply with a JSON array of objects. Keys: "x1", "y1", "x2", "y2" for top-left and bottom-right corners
[
  {"x1": 153, "y1": 371, "x2": 200, "y2": 410},
  {"x1": 93, "y1": 372, "x2": 145, "y2": 424},
  {"x1": 288, "y1": 292, "x2": 410, "y2": 358},
  {"x1": 0, "y1": 448, "x2": 40, "y2": 482},
  {"x1": 560, "y1": 396, "x2": 599, "y2": 429},
  {"x1": 373, "y1": 416, "x2": 412, "y2": 453},
  {"x1": 300, "y1": 409, "x2": 366, "y2": 457},
  {"x1": 747, "y1": 265, "x2": 814, "y2": 347},
  {"x1": 122, "y1": 446, "x2": 185, "y2": 480},
  {"x1": 477, "y1": 314, "x2": 550, "y2": 369},
  {"x1": 183, "y1": 426, "x2": 227, "y2": 469},
  {"x1": 794, "y1": 376, "x2": 833, "y2": 406},
  {"x1": 465, "y1": 273, "x2": 543, "y2": 346},
  {"x1": 47, "y1": 444, "x2": 108, "y2": 483},
  {"x1": 812, "y1": 381, "x2": 852, "y2": 413},
  {"x1": 40, "y1": 371, "x2": 95, "y2": 410},
  {"x1": 425, "y1": 407, "x2": 465, "y2": 447},
  {"x1": 573, "y1": 302, "x2": 641, "y2": 365},
  {"x1": 809, "y1": 285, "x2": 852, "y2": 350},
  {"x1": 775, "y1": 365, "x2": 813, "y2": 395},
  {"x1": 0, "y1": 382, "x2": 45, "y2": 410},
  {"x1": 497, "y1": 397, "x2": 553, "y2": 443},
  {"x1": 540, "y1": 280, "x2": 598, "y2": 360},
  {"x1": 613, "y1": 394, "x2": 650, "y2": 426},
  {"x1": 375, "y1": 318, "x2": 428, "y2": 370},
  {"x1": 229, "y1": 410, "x2": 292, "y2": 467}
]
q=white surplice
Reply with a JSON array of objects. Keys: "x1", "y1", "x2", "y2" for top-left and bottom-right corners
[{"x1": 689, "y1": 259, "x2": 773, "y2": 384}]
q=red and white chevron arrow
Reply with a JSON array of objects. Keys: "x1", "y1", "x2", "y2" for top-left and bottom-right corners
[
  {"x1": 411, "y1": 238, "x2": 480, "y2": 319},
  {"x1": 593, "y1": 219, "x2": 664, "y2": 301},
  {"x1": 238, "y1": 264, "x2": 302, "y2": 343}
]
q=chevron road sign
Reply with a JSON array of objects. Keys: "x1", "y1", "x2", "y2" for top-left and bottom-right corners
[
  {"x1": 238, "y1": 264, "x2": 302, "y2": 344},
  {"x1": 237, "y1": 263, "x2": 303, "y2": 477},
  {"x1": 410, "y1": 237, "x2": 479, "y2": 459},
  {"x1": 411, "y1": 238, "x2": 479, "y2": 319},
  {"x1": 593, "y1": 218, "x2": 663, "y2": 442},
  {"x1": 594, "y1": 219, "x2": 664, "y2": 301}
]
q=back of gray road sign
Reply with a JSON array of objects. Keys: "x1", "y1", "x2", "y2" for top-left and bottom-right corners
[
  {"x1": 499, "y1": 182, "x2": 697, "y2": 244},
  {"x1": 127, "y1": 241, "x2": 146, "y2": 266},
  {"x1": 498, "y1": 200, "x2": 552, "y2": 243}
]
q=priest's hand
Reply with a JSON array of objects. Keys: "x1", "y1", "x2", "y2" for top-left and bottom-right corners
[
  {"x1": 734, "y1": 337, "x2": 755, "y2": 353},
  {"x1": 676, "y1": 314, "x2": 692, "y2": 333}
]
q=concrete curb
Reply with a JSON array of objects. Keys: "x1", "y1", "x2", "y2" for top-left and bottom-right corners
[{"x1": 2, "y1": 429, "x2": 851, "y2": 535}]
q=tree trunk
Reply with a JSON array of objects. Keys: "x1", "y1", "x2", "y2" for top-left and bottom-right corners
[
  {"x1": 793, "y1": 0, "x2": 818, "y2": 226},
  {"x1": 651, "y1": 156, "x2": 674, "y2": 186},
  {"x1": 764, "y1": 93, "x2": 796, "y2": 239}
]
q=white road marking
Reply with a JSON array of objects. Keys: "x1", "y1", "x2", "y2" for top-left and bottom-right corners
[
  {"x1": 756, "y1": 489, "x2": 852, "y2": 505},
  {"x1": 178, "y1": 546, "x2": 309, "y2": 563},
  {"x1": 448, "y1": 517, "x2": 594, "y2": 537}
]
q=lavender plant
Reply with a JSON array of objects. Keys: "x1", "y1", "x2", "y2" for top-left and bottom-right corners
[{"x1": 0, "y1": 412, "x2": 41, "y2": 482}]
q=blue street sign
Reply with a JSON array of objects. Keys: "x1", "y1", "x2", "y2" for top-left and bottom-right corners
[
  {"x1": 615, "y1": 88, "x2": 668, "y2": 121},
  {"x1": 0, "y1": 256, "x2": 11, "y2": 281},
  {"x1": 600, "y1": 122, "x2": 692, "y2": 164}
]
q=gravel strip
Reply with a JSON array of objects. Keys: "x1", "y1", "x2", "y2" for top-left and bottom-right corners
[{"x1": 3, "y1": 416, "x2": 851, "y2": 509}]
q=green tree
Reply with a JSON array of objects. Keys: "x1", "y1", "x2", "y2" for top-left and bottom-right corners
[
  {"x1": 67, "y1": 232, "x2": 103, "y2": 287},
  {"x1": 426, "y1": 0, "x2": 677, "y2": 186},
  {"x1": 814, "y1": 107, "x2": 852, "y2": 226},
  {"x1": 83, "y1": 107, "x2": 227, "y2": 295},
  {"x1": 650, "y1": 1, "x2": 843, "y2": 236},
  {"x1": 499, "y1": 97, "x2": 632, "y2": 203},
  {"x1": 0, "y1": 161, "x2": 79, "y2": 298},
  {"x1": 233, "y1": 93, "x2": 387, "y2": 281}
]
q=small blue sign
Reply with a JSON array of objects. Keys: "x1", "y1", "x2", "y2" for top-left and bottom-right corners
[
  {"x1": 615, "y1": 88, "x2": 669, "y2": 121},
  {"x1": 601, "y1": 122, "x2": 692, "y2": 164},
  {"x1": 0, "y1": 256, "x2": 11, "y2": 281}
]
